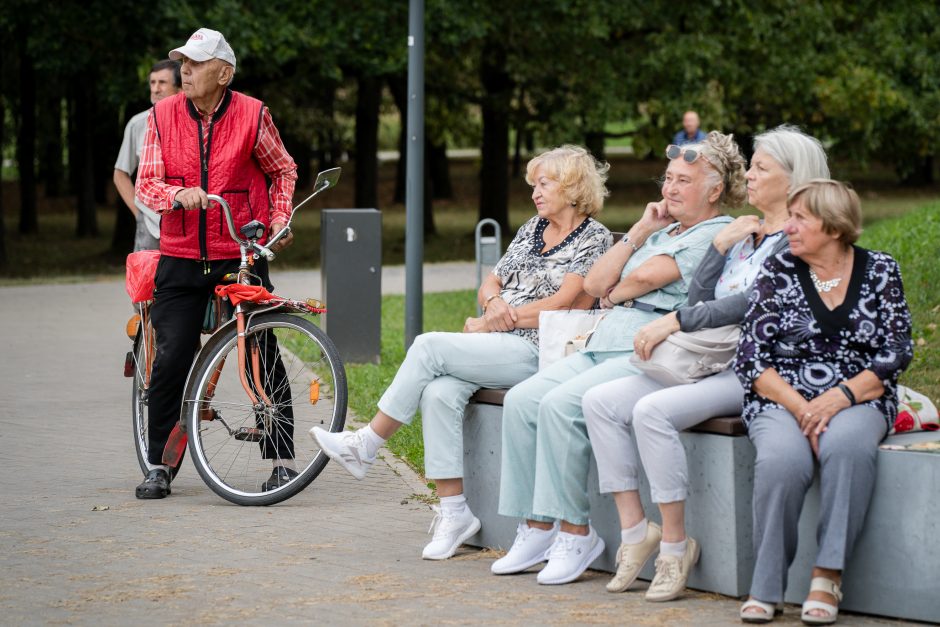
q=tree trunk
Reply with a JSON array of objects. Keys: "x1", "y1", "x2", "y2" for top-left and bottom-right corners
[
  {"x1": 354, "y1": 74, "x2": 380, "y2": 209},
  {"x1": 93, "y1": 96, "x2": 118, "y2": 206},
  {"x1": 283, "y1": 133, "x2": 312, "y2": 191},
  {"x1": 428, "y1": 139, "x2": 452, "y2": 200},
  {"x1": 0, "y1": 51, "x2": 7, "y2": 268},
  {"x1": 585, "y1": 131, "x2": 606, "y2": 163},
  {"x1": 478, "y1": 44, "x2": 512, "y2": 230},
  {"x1": 16, "y1": 34, "x2": 37, "y2": 235},
  {"x1": 73, "y1": 81, "x2": 98, "y2": 237},
  {"x1": 39, "y1": 83, "x2": 65, "y2": 198},
  {"x1": 388, "y1": 74, "x2": 407, "y2": 204},
  {"x1": 314, "y1": 84, "x2": 338, "y2": 171}
]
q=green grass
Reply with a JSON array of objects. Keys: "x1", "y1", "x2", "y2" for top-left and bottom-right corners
[
  {"x1": 3, "y1": 155, "x2": 939, "y2": 283},
  {"x1": 857, "y1": 202, "x2": 940, "y2": 404},
  {"x1": 344, "y1": 290, "x2": 476, "y2": 484},
  {"x1": 347, "y1": 203, "x2": 940, "y2": 479}
]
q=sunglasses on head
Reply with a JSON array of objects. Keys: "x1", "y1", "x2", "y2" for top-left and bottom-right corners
[{"x1": 666, "y1": 144, "x2": 701, "y2": 164}]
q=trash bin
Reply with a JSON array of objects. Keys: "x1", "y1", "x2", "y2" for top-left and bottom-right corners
[
  {"x1": 475, "y1": 219, "x2": 502, "y2": 315},
  {"x1": 321, "y1": 209, "x2": 382, "y2": 364}
]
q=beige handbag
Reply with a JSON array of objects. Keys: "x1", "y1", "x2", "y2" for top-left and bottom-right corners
[
  {"x1": 538, "y1": 310, "x2": 605, "y2": 370},
  {"x1": 630, "y1": 324, "x2": 741, "y2": 387}
]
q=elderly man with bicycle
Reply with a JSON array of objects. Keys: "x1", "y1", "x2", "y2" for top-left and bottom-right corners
[{"x1": 135, "y1": 27, "x2": 298, "y2": 499}]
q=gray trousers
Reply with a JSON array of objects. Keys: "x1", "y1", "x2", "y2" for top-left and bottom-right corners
[{"x1": 748, "y1": 405, "x2": 886, "y2": 602}]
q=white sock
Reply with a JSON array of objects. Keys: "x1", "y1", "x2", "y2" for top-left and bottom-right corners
[
  {"x1": 660, "y1": 539, "x2": 687, "y2": 557},
  {"x1": 147, "y1": 463, "x2": 170, "y2": 474},
  {"x1": 360, "y1": 425, "x2": 386, "y2": 458},
  {"x1": 439, "y1": 493, "x2": 468, "y2": 515},
  {"x1": 621, "y1": 519, "x2": 648, "y2": 545}
]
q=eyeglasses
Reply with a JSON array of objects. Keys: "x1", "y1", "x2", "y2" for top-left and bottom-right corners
[{"x1": 666, "y1": 144, "x2": 700, "y2": 164}]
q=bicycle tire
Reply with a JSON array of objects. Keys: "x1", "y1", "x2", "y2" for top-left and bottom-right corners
[
  {"x1": 131, "y1": 319, "x2": 184, "y2": 480},
  {"x1": 183, "y1": 312, "x2": 347, "y2": 505}
]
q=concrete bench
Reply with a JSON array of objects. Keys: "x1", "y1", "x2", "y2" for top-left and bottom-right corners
[{"x1": 461, "y1": 388, "x2": 940, "y2": 623}]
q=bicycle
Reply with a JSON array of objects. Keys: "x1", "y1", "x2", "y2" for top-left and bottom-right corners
[{"x1": 124, "y1": 168, "x2": 347, "y2": 505}]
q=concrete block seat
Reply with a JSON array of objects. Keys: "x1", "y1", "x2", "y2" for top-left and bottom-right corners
[{"x1": 461, "y1": 388, "x2": 940, "y2": 623}]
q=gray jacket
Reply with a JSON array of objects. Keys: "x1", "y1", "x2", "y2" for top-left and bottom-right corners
[{"x1": 677, "y1": 236, "x2": 789, "y2": 332}]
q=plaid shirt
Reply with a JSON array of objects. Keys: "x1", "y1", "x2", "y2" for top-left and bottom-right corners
[{"x1": 135, "y1": 94, "x2": 298, "y2": 226}]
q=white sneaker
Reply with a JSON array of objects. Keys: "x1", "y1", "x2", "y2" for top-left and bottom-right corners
[
  {"x1": 422, "y1": 505, "x2": 482, "y2": 560},
  {"x1": 491, "y1": 522, "x2": 557, "y2": 575},
  {"x1": 309, "y1": 426, "x2": 375, "y2": 480},
  {"x1": 536, "y1": 526, "x2": 605, "y2": 585}
]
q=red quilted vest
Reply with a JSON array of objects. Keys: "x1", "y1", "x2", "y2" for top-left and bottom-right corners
[{"x1": 154, "y1": 90, "x2": 270, "y2": 260}]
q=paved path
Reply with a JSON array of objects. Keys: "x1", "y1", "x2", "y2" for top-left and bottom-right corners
[{"x1": 0, "y1": 265, "x2": 900, "y2": 625}]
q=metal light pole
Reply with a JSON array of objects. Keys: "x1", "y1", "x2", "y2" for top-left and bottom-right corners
[{"x1": 404, "y1": 0, "x2": 425, "y2": 348}]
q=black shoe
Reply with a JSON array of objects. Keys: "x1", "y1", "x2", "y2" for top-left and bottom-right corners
[
  {"x1": 261, "y1": 466, "x2": 298, "y2": 492},
  {"x1": 136, "y1": 468, "x2": 171, "y2": 499}
]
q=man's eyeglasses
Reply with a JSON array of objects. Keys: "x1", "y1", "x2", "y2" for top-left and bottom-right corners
[{"x1": 666, "y1": 144, "x2": 701, "y2": 164}]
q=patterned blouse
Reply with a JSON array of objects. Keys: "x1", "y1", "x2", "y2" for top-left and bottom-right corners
[
  {"x1": 493, "y1": 215, "x2": 612, "y2": 344},
  {"x1": 734, "y1": 247, "x2": 914, "y2": 430}
]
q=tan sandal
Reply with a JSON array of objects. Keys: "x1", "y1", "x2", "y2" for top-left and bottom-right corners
[
  {"x1": 740, "y1": 598, "x2": 782, "y2": 623},
  {"x1": 801, "y1": 577, "x2": 843, "y2": 625}
]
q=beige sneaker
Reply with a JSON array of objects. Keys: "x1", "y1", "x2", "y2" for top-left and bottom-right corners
[
  {"x1": 605, "y1": 521, "x2": 662, "y2": 593},
  {"x1": 645, "y1": 537, "x2": 700, "y2": 602}
]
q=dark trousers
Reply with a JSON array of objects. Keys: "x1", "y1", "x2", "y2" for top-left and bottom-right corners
[{"x1": 146, "y1": 256, "x2": 294, "y2": 465}]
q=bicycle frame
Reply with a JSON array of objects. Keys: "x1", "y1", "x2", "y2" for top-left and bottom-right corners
[{"x1": 198, "y1": 167, "x2": 340, "y2": 420}]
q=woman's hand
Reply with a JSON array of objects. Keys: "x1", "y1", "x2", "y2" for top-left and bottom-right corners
[
  {"x1": 463, "y1": 317, "x2": 488, "y2": 333},
  {"x1": 799, "y1": 387, "x2": 853, "y2": 456},
  {"x1": 633, "y1": 312, "x2": 680, "y2": 360},
  {"x1": 712, "y1": 215, "x2": 761, "y2": 254},
  {"x1": 482, "y1": 296, "x2": 517, "y2": 332},
  {"x1": 635, "y1": 200, "x2": 674, "y2": 237}
]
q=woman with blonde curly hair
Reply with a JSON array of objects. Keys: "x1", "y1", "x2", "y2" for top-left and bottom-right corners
[
  {"x1": 492, "y1": 131, "x2": 743, "y2": 586},
  {"x1": 313, "y1": 145, "x2": 613, "y2": 560},
  {"x1": 582, "y1": 126, "x2": 830, "y2": 604}
]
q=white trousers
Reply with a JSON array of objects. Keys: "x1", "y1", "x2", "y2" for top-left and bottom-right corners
[{"x1": 583, "y1": 369, "x2": 744, "y2": 503}]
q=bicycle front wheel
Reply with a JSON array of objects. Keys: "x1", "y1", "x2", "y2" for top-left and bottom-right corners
[{"x1": 183, "y1": 312, "x2": 347, "y2": 505}]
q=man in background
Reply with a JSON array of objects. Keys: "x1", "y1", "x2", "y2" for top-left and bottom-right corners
[
  {"x1": 113, "y1": 59, "x2": 181, "y2": 251},
  {"x1": 672, "y1": 110, "x2": 707, "y2": 146}
]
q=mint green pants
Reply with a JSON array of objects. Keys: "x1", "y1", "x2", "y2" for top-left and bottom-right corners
[
  {"x1": 377, "y1": 331, "x2": 538, "y2": 479},
  {"x1": 498, "y1": 349, "x2": 639, "y2": 525}
]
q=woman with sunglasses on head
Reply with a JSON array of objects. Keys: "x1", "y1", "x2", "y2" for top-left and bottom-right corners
[
  {"x1": 492, "y1": 131, "x2": 743, "y2": 586},
  {"x1": 581, "y1": 126, "x2": 830, "y2": 603},
  {"x1": 735, "y1": 179, "x2": 912, "y2": 625}
]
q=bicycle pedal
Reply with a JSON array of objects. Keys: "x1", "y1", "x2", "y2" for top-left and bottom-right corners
[
  {"x1": 124, "y1": 351, "x2": 135, "y2": 377},
  {"x1": 234, "y1": 427, "x2": 264, "y2": 442}
]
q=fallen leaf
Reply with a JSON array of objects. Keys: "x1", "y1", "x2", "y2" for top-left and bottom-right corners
[
  {"x1": 917, "y1": 337, "x2": 927, "y2": 346},
  {"x1": 92, "y1": 505, "x2": 110, "y2": 512}
]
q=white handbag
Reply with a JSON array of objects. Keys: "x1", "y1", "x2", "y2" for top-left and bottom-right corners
[
  {"x1": 629, "y1": 324, "x2": 741, "y2": 386},
  {"x1": 538, "y1": 309, "x2": 605, "y2": 370}
]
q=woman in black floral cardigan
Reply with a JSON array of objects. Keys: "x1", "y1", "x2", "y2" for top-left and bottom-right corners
[{"x1": 735, "y1": 180, "x2": 913, "y2": 625}]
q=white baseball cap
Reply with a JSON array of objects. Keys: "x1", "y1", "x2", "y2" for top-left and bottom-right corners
[{"x1": 169, "y1": 28, "x2": 237, "y2": 72}]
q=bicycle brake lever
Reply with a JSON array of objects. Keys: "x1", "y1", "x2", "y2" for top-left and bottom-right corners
[
  {"x1": 252, "y1": 243, "x2": 276, "y2": 261},
  {"x1": 172, "y1": 200, "x2": 183, "y2": 210}
]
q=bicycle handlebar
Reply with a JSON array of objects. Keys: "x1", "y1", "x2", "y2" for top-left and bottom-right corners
[
  {"x1": 171, "y1": 195, "x2": 276, "y2": 261},
  {"x1": 165, "y1": 167, "x2": 341, "y2": 262}
]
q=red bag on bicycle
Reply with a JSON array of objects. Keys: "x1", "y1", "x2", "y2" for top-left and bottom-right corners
[{"x1": 126, "y1": 250, "x2": 161, "y2": 303}]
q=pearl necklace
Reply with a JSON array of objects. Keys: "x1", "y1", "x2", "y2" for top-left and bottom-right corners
[{"x1": 809, "y1": 268, "x2": 842, "y2": 293}]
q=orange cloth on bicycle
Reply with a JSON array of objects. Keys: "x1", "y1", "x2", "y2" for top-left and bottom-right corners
[{"x1": 215, "y1": 284, "x2": 278, "y2": 306}]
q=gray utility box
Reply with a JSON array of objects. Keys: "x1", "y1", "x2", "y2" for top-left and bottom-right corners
[{"x1": 320, "y1": 209, "x2": 381, "y2": 364}]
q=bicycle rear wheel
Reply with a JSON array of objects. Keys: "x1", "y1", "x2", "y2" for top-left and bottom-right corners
[
  {"x1": 131, "y1": 310, "x2": 184, "y2": 479},
  {"x1": 183, "y1": 312, "x2": 347, "y2": 505}
]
